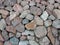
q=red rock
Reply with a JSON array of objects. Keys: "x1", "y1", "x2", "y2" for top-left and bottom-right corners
[{"x1": 0, "y1": 34, "x2": 4, "y2": 41}]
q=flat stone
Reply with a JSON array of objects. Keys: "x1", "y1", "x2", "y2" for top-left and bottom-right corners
[
  {"x1": 25, "y1": 20, "x2": 36, "y2": 30},
  {"x1": 15, "y1": 23, "x2": 25, "y2": 32},
  {"x1": 19, "y1": 40, "x2": 29, "y2": 45},
  {"x1": 23, "y1": 5, "x2": 29, "y2": 10},
  {"x1": 29, "y1": 40, "x2": 39, "y2": 45},
  {"x1": 26, "y1": 14, "x2": 34, "y2": 20},
  {"x1": 6, "y1": 26, "x2": 16, "y2": 34},
  {"x1": 0, "y1": 19, "x2": 6, "y2": 30},
  {"x1": 39, "y1": 36, "x2": 50, "y2": 45},
  {"x1": 0, "y1": 42, "x2": 3, "y2": 45},
  {"x1": 22, "y1": 30, "x2": 34, "y2": 36},
  {"x1": 29, "y1": 1, "x2": 35, "y2": 6},
  {"x1": 12, "y1": 17, "x2": 22, "y2": 26},
  {"x1": 44, "y1": 20, "x2": 52, "y2": 27},
  {"x1": 34, "y1": 16, "x2": 43, "y2": 25},
  {"x1": 53, "y1": 9, "x2": 60, "y2": 19},
  {"x1": 9, "y1": 33, "x2": 14, "y2": 38},
  {"x1": 40, "y1": 11, "x2": 49, "y2": 21},
  {"x1": 52, "y1": 19, "x2": 60, "y2": 28},
  {"x1": 10, "y1": 37, "x2": 19, "y2": 45},
  {"x1": 34, "y1": 26, "x2": 47, "y2": 38},
  {"x1": 0, "y1": 34, "x2": 4, "y2": 41},
  {"x1": 16, "y1": 32, "x2": 21, "y2": 38},
  {"x1": 4, "y1": 41, "x2": 12, "y2": 45},
  {"x1": 30, "y1": 6, "x2": 42, "y2": 15},
  {"x1": 13, "y1": 4, "x2": 23, "y2": 13}
]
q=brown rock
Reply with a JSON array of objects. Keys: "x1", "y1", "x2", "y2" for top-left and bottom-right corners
[
  {"x1": 0, "y1": 41, "x2": 3, "y2": 45},
  {"x1": 47, "y1": 27, "x2": 55, "y2": 45},
  {"x1": 0, "y1": 34, "x2": 4, "y2": 41},
  {"x1": 6, "y1": 26, "x2": 16, "y2": 34},
  {"x1": 25, "y1": 20, "x2": 36, "y2": 30}
]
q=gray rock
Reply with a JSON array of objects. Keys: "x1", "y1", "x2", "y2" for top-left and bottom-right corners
[
  {"x1": 10, "y1": 37, "x2": 19, "y2": 45},
  {"x1": 48, "y1": 0, "x2": 54, "y2": 4},
  {"x1": 34, "y1": 26, "x2": 47, "y2": 38},
  {"x1": 40, "y1": 11, "x2": 49, "y2": 21},
  {"x1": 9, "y1": 33, "x2": 14, "y2": 38},
  {"x1": 55, "y1": 38, "x2": 59, "y2": 45},
  {"x1": 27, "y1": 36, "x2": 35, "y2": 40},
  {"x1": 16, "y1": 32, "x2": 21, "y2": 38},
  {"x1": 23, "y1": 5, "x2": 29, "y2": 10},
  {"x1": 52, "y1": 19, "x2": 60, "y2": 28},
  {"x1": 4, "y1": 41, "x2": 12, "y2": 45},
  {"x1": 29, "y1": 1, "x2": 35, "y2": 6}
]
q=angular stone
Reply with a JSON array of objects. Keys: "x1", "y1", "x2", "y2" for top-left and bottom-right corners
[
  {"x1": 13, "y1": 4, "x2": 23, "y2": 13},
  {"x1": 6, "y1": 26, "x2": 16, "y2": 34},
  {"x1": 25, "y1": 20, "x2": 36, "y2": 30},
  {"x1": 40, "y1": 11, "x2": 49, "y2": 21},
  {"x1": 34, "y1": 16, "x2": 43, "y2": 25},
  {"x1": 0, "y1": 34, "x2": 4, "y2": 41},
  {"x1": 16, "y1": 32, "x2": 21, "y2": 38},
  {"x1": 39, "y1": 36, "x2": 50, "y2": 45},
  {"x1": 29, "y1": 1, "x2": 35, "y2": 6},
  {"x1": 15, "y1": 23, "x2": 25, "y2": 32},
  {"x1": 52, "y1": 19, "x2": 60, "y2": 28},
  {"x1": 34, "y1": 26, "x2": 47, "y2": 38},
  {"x1": 0, "y1": 19, "x2": 6, "y2": 30},
  {"x1": 10, "y1": 37, "x2": 19, "y2": 45},
  {"x1": 0, "y1": 42, "x2": 3, "y2": 45},
  {"x1": 29, "y1": 40, "x2": 39, "y2": 45},
  {"x1": 19, "y1": 40, "x2": 29, "y2": 45},
  {"x1": 26, "y1": 14, "x2": 34, "y2": 20},
  {"x1": 4, "y1": 41, "x2": 12, "y2": 45},
  {"x1": 53, "y1": 9, "x2": 60, "y2": 19}
]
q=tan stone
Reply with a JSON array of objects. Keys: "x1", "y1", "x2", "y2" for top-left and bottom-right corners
[
  {"x1": 0, "y1": 34, "x2": 4, "y2": 41},
  {"x1": 25, "y1": 20, "x2": 36, "y2": 30},
  {"x1": 47, "y1": 27, "x2": 55, "y2": 45}
]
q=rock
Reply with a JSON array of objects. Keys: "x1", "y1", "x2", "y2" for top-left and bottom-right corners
[
  {"x1": 17, "y1": 0, "x2": 22, "y2": 3},
  {"x1": 54, "y1": 3, "x2": 59, "y2": 8},
  {"x1": 6, "y1": 26, "x2": 16, "y2": 34},
  {"x1": 25, "y1": 20, "x2": 36, "y2": 30},
  {"x1": 55, "y1": 38, "x2": 59, "y2": 45},
  {"x1": 9, "y1": 33, "x2": 14, "y2": 38},
  {"x1": 26, "y1": 14, "x2": 34, "y2": 20},
  {"x1": 34, "y1": 16, "x2": 43, "y2": 25},
  {"x1": 23, "y1": 5, "x2": 29, "y2": 10},
  {"x1": 52, "y1": 19, "x2": 60, "y2": 28},
  {"x1": 29, "y1": 40, "x2": 39, "y2": 45},
  {"x1": 53, "y1": 9, "x2": 60, "y2": 19},
  {"x1": 19, "y1": 40, "x2": 29, "y2": 45},
  {"x1": 16, "y1": 32, "x2": 21, "y2": 38},
  {"x1": 20, "y1": 10, "x2": 30, "y2": 18},
  {"x1": 48, "y1": 15, "x2": 55, "y2": 20},
  {"x1": 39, "y1": 36, "x2": 50, "y2": 45},
  {"x1": 13, "y1": 4, "x2": 23, "y2": 13},
  {"x1": 55, "y1": 0, "x2": 60, "y2": 3},
  {"x1": 0, "y1": 15, "x2": 1, "y2": 19},
  {"x1": 0, "y1": 9, "x2": 9, "y2": 18},
  {"x1": 35, "y1": 0, "x2": 41, "y2": 3},
  {"x1": 22, "y1": 19, "x2": 29, "y2": 24},
  {"x1": 0, "y1": 19, "x2": 6, "y2": 30},
  {"x1": 44, "y1": 20, "x2": 52, "y2": 27},
  {"x1": 15, "y1": 23, "x2": 25, "y2": 32},
  {"x1": 48, "y1": 0, "x2": 54, "y2": 4},
  {"x1": 2, "y1": 30, "x2": 9, "y2": 40},
  {"x1": 0, "y1": 0, "x2": 4, "y2": 4},
  {"x1": 4, "y1": 41, "x2": 12, "y2": 45},
  {"x1": 29, "y1": 1, "x2": 35, "y2": 6},
  {"x1": 0, "y1": 42, "x2": 3, "y2": 45},
  {"x1": 34, "y1": 26, "x2": 47, "y2": 38},
  {"x1": 12, "y1": 17, "x2": 22, "y2": 26},
  {"x1": 22, "y1": 30, "x2": 34, "y2": 36},
  {"x1": 0, "y1": 34, "x2": 4, "y2": 41},
  {"x1": 30, "y1": 6, "x2": 42, "y2": 15},
  {"x1": 27, "y1": 36, "x2": 35, "y2": 40},
  {"x1": 40, "y1": 11, "x2": 49, "y2": 21},
  {"x1": 47, "y1": 27, "x2": 55, "y2": 45},
  {"x1": 10, "y1": 37, "x2": 19, "y2": 45}
]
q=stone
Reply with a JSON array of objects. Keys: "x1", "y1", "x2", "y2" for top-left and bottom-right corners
[
  {"x1": 48, "y1": 15, "x2": 55, "y2": 20},
  {"x1": 9, "y1": 33, "x2": 14, "y2": 38},
  {"x1": 52, "y1": 19, "x2": 60, "y2": 28},
  {"x1": 23, "y1": 5, "x2": 29, "y2": 10},
  {"x1": 30, "y1": 6, "x2": 42, "y2": 15},
  {"x1": 27, "y1": 36, "x2": 35, "y2": 40},
  {"x1": 16, "y1": 32, "x2": 21, "y2": 38},
  {"x1": 55, "y1": 0, "x2": 60, "y2": 3},
  {"x1": 10, "y1": 37, "x2": 19, "y2": 45},
  {"x1": 19, "y1": 40, "x2": 29, "y2": 45},
  {"x1": 39, "y1": 36, "x2": 50, "y2": 45},
  {"x1": 29, "y1": 40, "x2": 39, "y2": 45},
  {"x1": 25, "y1": 20, "x2": 36, "y2": 30},
  {"x1": 34, "y1": 16, "x2": 43, "y2": 25},
  {"x1": 0, "y1": 19, "x2": 6, "y2": 30},
  {"x1": 17, "y1": 0, "x2": 22, "y2": 3},
  {"x1": 0, "y1": 42, "x2": 3, "y2": 45},
  {"x1": 34, "y1": 26, "x2": 47, "y2": 38},
  {"x1": 0, "y1": 34, "x2": 4, "y2": 41},
  {"x1": 22, "y1": 30, "x2": 34, "y2": 36},
  {"x1": 22, "y1": 19, "x2": 29, "y2": 24},
  {"x1": 12, "y1": 17, "x2": 22, "y2": 26},
  {"x1": 26, "y1": 14, "x2": 34, "y2": 20},
  {"x1": 35, "y1": 0, "x2": 41, "y2": 3},
  {"x1": 0, "y1": 0, "x2": 4, "y2": 4},
  {"x1": 44, "y1": 20, "x2": 52, "y2": 27},
  {"x1": 53, "y1": 9, "x2": 60, "y2": 19},
  {"x1": 48, "y1": 0, "x2": 54, "y2": 4},
  {"x1": 15, "y1": 23, "x2": 25, "y2": 32},
  {"x1": 6, "y1": 26, "x2": 16, "y2": 34},
  {"x1": 54, "y1": 3, "x2": 59, "y2": 8},
  {"x1": 2, "y1": 30, "x2": 9, "y2": 40},
  {"x1": 47, "y1": 27, "x2": 55, "y2": 45},
  {"x1": 4, "y1": 41, "x2": 12, "y2": 45},
  {"x1": 29, "y1": 1, "x2": 35, "y2": 6},
  {"x1": 0, "y1": 15, "x2": 1, "y2": 19},
  {"x1": 20, "y1": 10, "x2": 30, "y2": 18},
  {"x1": 40, "y1": 11, "x2": 49, "y2": 21},
  {"x1": 13, "y1": 4, "x2": 23, "y2": 13},
  {"x1": 0, "y1": 9, "x2": 9, "y2": 18},
  {"x1": 55, "y1": 38, "x2": 59, "y2": 45}
]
